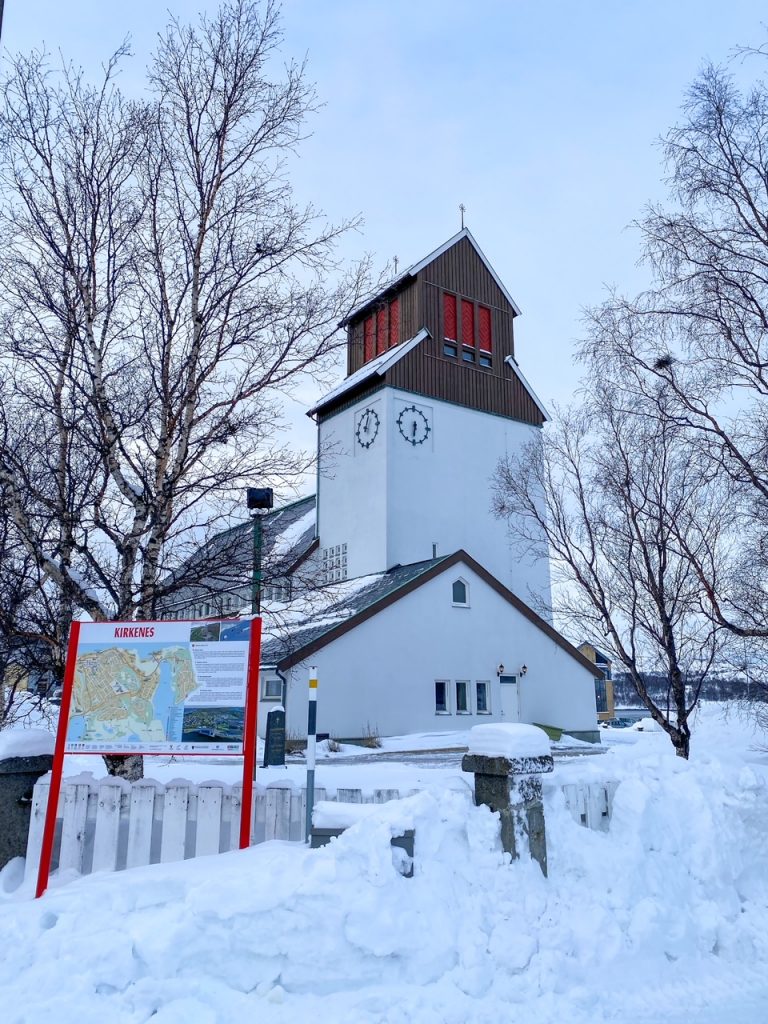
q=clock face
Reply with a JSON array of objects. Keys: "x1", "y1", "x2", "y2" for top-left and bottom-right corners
[
  {"x1": 397, "y1": 404, "x2": 431, "y2": 446},
  {"x1": 355, "y1": 407, "x2": 380, "y2": 448}
]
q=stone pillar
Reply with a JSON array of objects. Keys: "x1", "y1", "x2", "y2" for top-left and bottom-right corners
[
  {"x1": 462, "y1": 752, "x2": 553, "y2": 876},
  {"x1": 0, "y1": 754, "x2": 53, "y2": 870}
]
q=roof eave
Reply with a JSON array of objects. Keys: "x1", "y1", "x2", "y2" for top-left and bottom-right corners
[{"x1": 275, "y1": 550, "x2": 601, "y2": 677}]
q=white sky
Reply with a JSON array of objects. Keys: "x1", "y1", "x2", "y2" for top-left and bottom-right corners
[{"x1": 4, "y1": 0, "x2": 768, "y2": 488}]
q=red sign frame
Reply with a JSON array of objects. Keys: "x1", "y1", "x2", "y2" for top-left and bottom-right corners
[{"x1": 35, "y1": 617, "x2": 262, "y2": 898}]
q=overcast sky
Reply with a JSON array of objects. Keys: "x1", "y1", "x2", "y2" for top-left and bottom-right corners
[{"x1": 4, "y1": 0, "x2": 768, "y2": 481}]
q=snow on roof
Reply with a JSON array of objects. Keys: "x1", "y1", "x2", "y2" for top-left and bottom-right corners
[
  {"x1": 268, "y1": 506, "x2": 316, "y2": 561},
  {"x1": 307, "y1": 329, "x2": 430, "y2": 417}
]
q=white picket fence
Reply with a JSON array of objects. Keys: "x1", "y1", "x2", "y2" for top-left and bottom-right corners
[{"x1": 24, "y1": 774, "x2": 619, "y2": 883}]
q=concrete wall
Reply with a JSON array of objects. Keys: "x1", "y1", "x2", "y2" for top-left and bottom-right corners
[
  {"x1": 318, "y1": 387, "x2": 552, "y2": 614},
  {"x1": 260, "y1": 563, "x2": 597, "y2": 741}
]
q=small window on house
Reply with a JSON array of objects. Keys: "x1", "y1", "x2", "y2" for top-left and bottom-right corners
[
  {"x1": 452, "y1": 579, "x2": 469, "y2": 606},
  {"x1": 444, "y1": 343, "x2": 458, "y2": 358},
  {"x1": 476, "y1": 681, "x2": 490, "y2": 714},
  {"x1": 435, "y1": 680, "x2": 449, "y2": 713},
  {"x1": 262, "y1": 678, "x2": 282, "y2": 701},
  {"x1": 462, "y1": 349, "x2": 475, "y2": 363},
  {"x1": 456, "y1": 680, "x2": 469, "y2": 714}
]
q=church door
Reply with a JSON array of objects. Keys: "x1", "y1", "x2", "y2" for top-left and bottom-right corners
[{"x1": 499, "y1": 675, "x2": 520, "y2": 721}]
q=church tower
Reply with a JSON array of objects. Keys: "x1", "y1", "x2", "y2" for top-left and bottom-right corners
[{"x1": 309, "y1": 229, "x2": 552, "y2": 613}]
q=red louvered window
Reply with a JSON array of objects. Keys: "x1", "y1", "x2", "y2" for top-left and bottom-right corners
[
  {"x1": 444, "y1": 293, "x2": 457, "y2": 341},
  {"x1": 363, "y1": 315, "x2": 374, "y2": 362},
  {"x1": 479, "y1": 306, "x2": 492, "y2": 352},
  {"x1": 461, "y1": 299, "x2": 475, "y2": 348},
  {"x1": 388, "y1": 297, "x2": 399, "y2": 348},
  {"x1": 376, "y1": 307, "x2": 387, "y2": 356}
]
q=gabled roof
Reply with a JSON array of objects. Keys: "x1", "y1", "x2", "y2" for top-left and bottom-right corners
[
  {"x1": 159, "y1": 494, "x2": 317, "y2": 610},
  {"x1": 244, "y1": 550, "x2": 601, "y2": 676},
  {"x1": 340, "y1": 228, "x2": 522, "y2": 327},
  {"x1": 307, "y1": 328, "x2": 430, "y2": 418}
]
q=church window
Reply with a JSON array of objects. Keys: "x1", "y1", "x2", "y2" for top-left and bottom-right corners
[
  {"x1": 321, "y1": 542, "x2": 348, "y2": 583},
  {"x1": 456, "y1": 680, "x2": 469, "y2": 714},
  {"x1": 364, "y1": 316, "x2": 374, "y2": 362},
  {"x1": 452, "y1": 578, "x2": 469, "y2": 606},
  {"x1": 435, "y1": 680, "x2": 449, "y2": 713},
  {"x1": 461, "y1": 299, "x2": 475, "y2": 348},
  {"x1": 376, "y1": 306, "x2": 387, "y2": 356},
  {"x1": 478, "y1": 306, "x2": 492, "y2": 366},
  {"x1": 476, "y1": 681, "x2": 490, "y2": 713},
  {"x1": 444, "y1": 293, "x2": 457, "y2": 341},
  {"x1": 389, "y1": 297, "x2": 399, "y2": 348}
]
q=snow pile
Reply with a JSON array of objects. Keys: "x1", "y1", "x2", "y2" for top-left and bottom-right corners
[
  {"x1": 1, "y1": 745, "x2": 767, "y2": 1023},
  {"x1": 467, "y1": 722, "x2": 551, "y2": 759},
  {"x1": 0, "y1": 728, "x2": 55, "y2": 759}
]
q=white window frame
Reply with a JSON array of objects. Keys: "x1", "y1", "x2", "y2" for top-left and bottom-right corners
[
  {"x1": 262, "y1": 677, "x2": 282, "y2": 701},
  {"x1": 455, "y1": 679, "x2": 470, "y2": 714},
  {"x1": 475, "y1": 680, "x2": 491, "y2": 714},
  {"x1": 451, "y1": 577, "x2": 470, "y2": 607},
  {"x1": 435, "y1": 679, "x2": 450, "y2": 715}
]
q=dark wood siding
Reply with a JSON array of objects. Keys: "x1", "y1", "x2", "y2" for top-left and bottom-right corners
[
  {"x1": 347, "y1": 279, "x2": 420, "y2": 375},
  {"x1": 337, "y1": 234, "x2": 540, "y2": 424},
  {"x1": 385, "y1": 347, "x2": 544, "y2": 425}
]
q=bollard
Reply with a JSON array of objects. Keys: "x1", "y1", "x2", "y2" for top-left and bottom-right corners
[
  {"x1": 462, "y1": 732, "x2": 553, "y2": 876},
  {"x1": 0, "y1": 754, "x2": 53, "y2": 871}
]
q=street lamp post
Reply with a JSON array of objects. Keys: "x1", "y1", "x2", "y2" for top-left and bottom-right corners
[{"x1": 246, "y1": 487, "x2": 274, "y2": 615}]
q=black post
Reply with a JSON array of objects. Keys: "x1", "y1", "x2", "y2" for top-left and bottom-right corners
[{"x1": 246, "y1": 487, "x2": 273, "y2": 616}]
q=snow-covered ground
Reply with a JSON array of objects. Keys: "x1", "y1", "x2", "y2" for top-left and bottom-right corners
[{"x1": 1, "y1": 704, "x2": 767, "y2": 1023}]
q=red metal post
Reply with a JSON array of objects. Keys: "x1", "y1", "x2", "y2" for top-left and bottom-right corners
[
  {"x1": 35, "y1": 620, "x2": 81, "y2": 899},
  {"x1": 239, "y1": 616, "x2": 263, "y2": 849}
]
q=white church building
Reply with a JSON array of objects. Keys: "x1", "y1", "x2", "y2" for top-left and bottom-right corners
[{"x1": 168, "y1": 229, "x2": 601, "y2": 742}]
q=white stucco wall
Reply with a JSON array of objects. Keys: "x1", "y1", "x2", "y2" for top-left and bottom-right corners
[
  {"x1": 318, "y1": 387, "x2": 552, "y2": 613},
  {"x1": 259, "y1": 563, "x2": 597, "y2": 741}
]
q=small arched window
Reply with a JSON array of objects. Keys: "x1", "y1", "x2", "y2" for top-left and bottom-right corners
[{"x1": 452, "y1": 578, "x2": 469, "y2": 606}]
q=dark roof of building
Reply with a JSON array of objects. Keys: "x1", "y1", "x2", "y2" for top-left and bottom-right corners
[
  {"x1": 241, "y1": 549, "x2": 601, "y2": 676},
  {"x1": 159, "y1": 494, "x2": 317, "y2": 610}
]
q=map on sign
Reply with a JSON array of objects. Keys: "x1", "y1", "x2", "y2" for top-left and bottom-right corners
[{"x1": 65, "y1": 620, "x2": 251, "y2": 754}]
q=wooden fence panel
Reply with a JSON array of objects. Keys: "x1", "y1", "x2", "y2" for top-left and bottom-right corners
[
  {"x1": 196, "y1": 785, "x2": 224, "y2": 857},
  {"x1": 126, "y1": 783, "x2": 157, "y2": 869},
  {"x1": 160, "y1": 784, "x2": 190, "y2": 863},
  {"x1": 23, "y1": 775, "x2": 621, "y2": 888},
  {"x1": 58, "y1": 781, "x2": 91, "y2": 874},
  {"x1": 91, "y1": 780, "x2": 123, "y2": 873}
]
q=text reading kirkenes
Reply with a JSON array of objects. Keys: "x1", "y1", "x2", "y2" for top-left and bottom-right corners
[{"x1": 114, "y1": 626, "x2": 155, "y2": 638}]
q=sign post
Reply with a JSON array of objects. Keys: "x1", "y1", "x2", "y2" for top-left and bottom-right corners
[
  {"x1": 304, "y1": 666, "x2": 318, "y2": 842},
  {"x1": 35, "y1": 616, "x2": 261, "y2": 898}
]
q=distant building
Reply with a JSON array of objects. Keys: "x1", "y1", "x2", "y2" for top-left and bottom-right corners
[
  {"x1": 577, "y1": 643, "x2": 614, "y2": 722},
  {"x1": 164, "y1": 229, "x2": 602, "y2": 742}
]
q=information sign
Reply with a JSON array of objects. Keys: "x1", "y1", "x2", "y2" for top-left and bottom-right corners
[{"x1": 65, "y1": 619, "x2": 251, "y2": 755}]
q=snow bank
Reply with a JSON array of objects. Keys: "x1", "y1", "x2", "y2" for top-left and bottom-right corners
[
  {"x1": 2, "y1": 737, "x2": 768, "y2": 1024},
  {"x1": 0, "y1": 728, "x2": 55, "y2": 759},
  {"x1": 467, "y1": 722, "x2": 551, "y2": 759}
]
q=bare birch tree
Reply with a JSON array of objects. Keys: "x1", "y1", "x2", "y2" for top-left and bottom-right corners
[
  {"x1": 492, "y1": 392, "x2": 729, "y2": 758},
  {"x1": 0, "y1": 0, "x2": 370, "y2": 775},
  {"x1": 582, "y1": 55, "x2": 768, "y2": 645}
]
